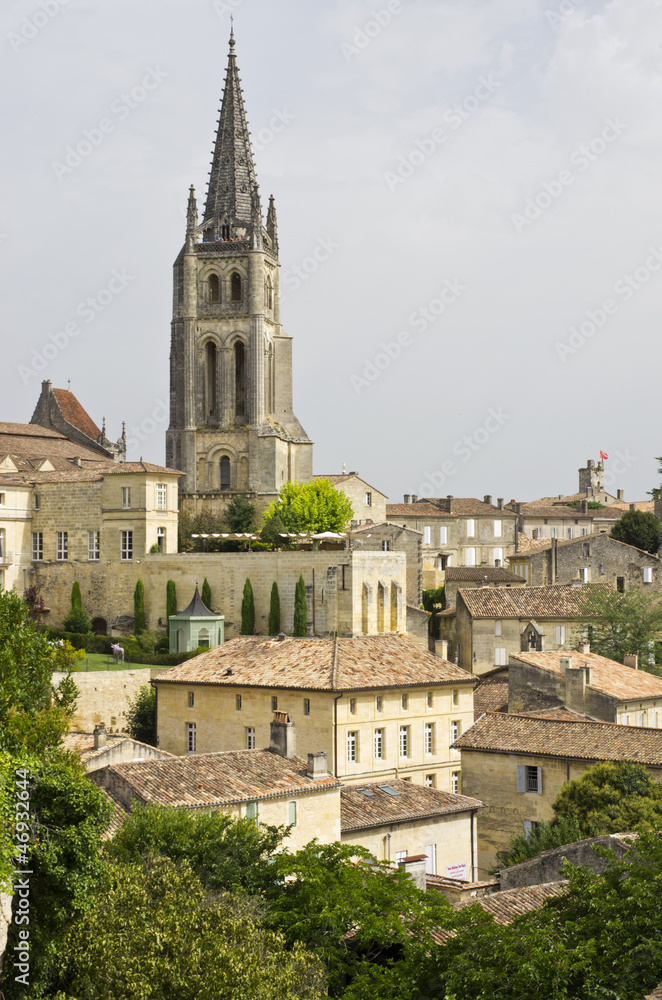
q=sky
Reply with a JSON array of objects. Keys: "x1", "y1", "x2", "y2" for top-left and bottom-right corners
[{"x1": 1, "y1": 0, "x2": 661, "y2": 505}]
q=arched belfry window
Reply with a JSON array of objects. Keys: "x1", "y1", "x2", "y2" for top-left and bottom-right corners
[
  {"x1": 208, "y1": 274, "x2": 220, "y2": 303},
  {"x1": 231, "y1": 272, "x2": 242, "y2": 302},
  {"x1": 220, "y1": 456, "x2": 231, "y2": 491},
  {"x1": 235, "y1": 342, "x2": 246, "y2": 418},
  {"x1": 205, "y1": 342, "x2": 217, "y2": 416},
  {"x1": 265, "y1": 275, "x2": 273, "y2": 309}
]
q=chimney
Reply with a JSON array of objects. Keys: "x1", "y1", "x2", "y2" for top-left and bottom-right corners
[
  {"x1": 403, "y1": 494, "x2": 411, "y2": 504},
  {"x1": 436, "y1": 638, "x2": 449, "y2": 660},
  {"x1": 565, "y1": 665, "x2": 588, "y2": 714},
  {"x1": 559, "y1": 656, "x2": 573, "y2": 674},
  {"x1": 446, "y1": 495, "x2": 454, "y2": 514},
  {"x1": 513, "y1": 502, "x2": 522, "y2": 514},
  {"x1": 411, "y1": 494, "x2": 418, "y2": 504},
  {"x1": 93, "y1": 723, "x2": 107, "y2": 750},
  {"x1": 269, "y1": 711, "x2": 296, "y2": 758},
  {"x1": 617, "y1": 490, "x2": 624, "y2": 501},
  {"x1": 629, "y1": 503, "x2": 636, "y2": 511},
  {"x1": 484, "y1": 495, "x2": 492, "y2": 506},
  {"x1": 497, "y1": 498, "x2": 504, "y2": 510},
  {"x1": 624, "y1": 653, "x2": 639, "y2": 670},
  {"x1": 494, "y1": 559, "x2": 501, "y2": 568},
  {"x1": 399, "y1": 854, "x2": 428, "y2": 891},
  {"x1": 306, "y1": 752, "x2": 329, "y2": 779},
  {"x1": 579, "y1": 500, "x2": 588, "y2": 514},
  {"x1": 578, "y1": 642, "x2": 590, "y2": 654}
]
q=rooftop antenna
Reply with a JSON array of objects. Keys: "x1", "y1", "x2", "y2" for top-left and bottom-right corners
[{"x1": 67, "y1": 378, "x2": 71, "y2": 391}]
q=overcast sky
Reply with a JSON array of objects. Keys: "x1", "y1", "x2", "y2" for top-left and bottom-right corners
[{"x1": 1, "y1": 0, "x2": 660, "y2": 504}]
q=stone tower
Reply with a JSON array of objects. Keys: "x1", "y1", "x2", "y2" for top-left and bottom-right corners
[
  {"x1": 578, "y1": 459, "x2": 603, "y2": 496},
  {"x1": 166, "y1": 31, "x2": 312, "y2": 510}
]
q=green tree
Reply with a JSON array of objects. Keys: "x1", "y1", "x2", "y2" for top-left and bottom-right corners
[
  {"x1": 109, "y1": 802, "x2": 286, "y2": 896},
  {"x1": 422, "y1": 585, "x2": 445, "y2": 640},
  {"x1": 241, "y1": 578, "x2": 255, "y2": 635},
  {"x1": 133, "y1": 578, "x2": 146, "y2": 634},
  {"x1": 225, "y1": 494, "x2": 257, "y2": 532},
  {"x1": 552, "y1": 759, "x2": 662, "y2": 837},
  {"x1": 268, "y1": 582, "x2": 281, "y2": 635},
  {"x1": 293, "y1": 574, "x2": 307, "y2": 636},
  {"x1": 581, "y1": 585, "x2": 662, "y2": 668},
  {"x1": 124, "y1": 685, "x2": 157, "y2": 745},
  {"x1": 494, "y1": 815, "x2": 585, "y2": 870},
  {"x1": 611, "y1": 509, "x2": 662, "y2": 553},
  {"x1": 260, "y1": 510, "x2": 288, "y2": 549},
  {"x1": 166, "y1": 578, "x2": 177, "y2": 621},
  {"x1": 48, "y1": 856, "x2": 325, "y2": 1000},
  {"x1": 263, "y1": 479, "x2": 354, "y2": 534},
  {"x1": 62, "y1": 579, "x2": 91, "y2": 633},
  {"x1": 71, "y1": 580, "x2": 82, "y2": 609},
  {"x1": 201, "y1": 576, "x2": 212, "y2": 610}
]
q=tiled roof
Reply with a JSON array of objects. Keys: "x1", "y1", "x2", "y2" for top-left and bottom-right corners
[
  {"x1": 99, "y1": 786, "x2": 130, "y2": 839},
  {"x1": 387, "y1": 498, "x2": 517, "y2": 518},
  {"x1": 62, "y1": 731, "x2": 175, "y2": 764},
  {"x1": 0, "y1": 425, "x2": 110, "y2": 463},
  {"x1": 455, "y1": 881, "x2": 566, "y2": 923},
  {"x1": 386, "y1": 502, "x2": 449, "y2": 518},
  {"x1": 445, "y1": 567, "x2": 523, "y2": 583},
  {"x1": 96, "y1": 461, "x2": 183, "y2": 476},
  {"x1": 510, "y1": 534, "x2": 658, "y2": 563},
  {"x1": 102, "y1": 749, "x2": 340, "y2": 808},
  {"x1": 519, "y1": 706, "x2": 596, "y2": 721},
  {"x1": 473, "y1": 670, "x2": 509, "y2": 719},
  {"x1": 458, "y1": 583, "x2": 608, "y2": 619},
  {"x1": 512, "y1": 503, "x2": 594, "y2": 520},
  {"x1": 340, "y1": 780, "x2": 483, "y2": 832},
  {"x1": 52, "y1": 388, "x2": 101, "y2": 441},
  {"x1": 510, "y1": 650, "x2": 662, "y2": 702},
  {"x1": 314, "y1": 474, "x2": 386, "y2": 497},
  {"x1": 154, "y1": 634, "x2": 475, "y2": 692},
  {"x1": 0, "y1": 422, "x2": 65, "y2": 438},
  {"x1": 454, "y1": 712, "x2": 662, "y2": 764},
  {"x1": 351, "y1": 521, "x2": 422, "y2": 536}
]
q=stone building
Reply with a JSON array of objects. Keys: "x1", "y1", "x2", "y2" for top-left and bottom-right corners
[
  {"x1": 314, "y1": 473, "x2": 387, "y2": 526},
  {"x1": 443, "y1": 566, "x2": 525, "y2": 607},
  {"x1": 508, "y1": 533, "x2": 660, "y2": 591},
  {"x1": 453, "y1": 712, "x2": 662, "y2": 872},
  {"x1": 30, "y1": 379, "x2": 125, "y2": 462},
  {"x1": 166, "y1": 31, "x2": 312, "y2": 514},
  {"x1": 153, "y1": 634, "x2": 475, "y2": 792},
  {"x1": 349, "y1": 521, "x2": 423, "y2": 607},
  {"x1": 505, "y1": 501, "x2": 595, "y2": 543}
]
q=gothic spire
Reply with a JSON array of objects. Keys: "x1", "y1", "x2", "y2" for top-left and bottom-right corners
[{"x1": 203, "y1": 31, "x2": 261, "y2": 229}]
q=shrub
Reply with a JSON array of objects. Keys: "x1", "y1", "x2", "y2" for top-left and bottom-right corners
[
  {"x1": 241, "y1": 579, "x2": 255, "y2": 635},
  {"x1": 134, "y1": 579, "x2": 146, "y2": 634},
  {"x1": 268, "y1": 582, "x2": 281, "y2": 636},
  {"x1": 293, "y1": 575, "x2": 307, "y2": 636}
]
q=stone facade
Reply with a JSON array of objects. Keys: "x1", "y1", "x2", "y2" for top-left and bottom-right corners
[
  {"x1": 53, "y1": 667, "x2": 162, "y2": 732},
  {"x1": 0, "y1": 479, "x2": 33, "y2": 593},
  {"x1": 314, "y1": 473, "x2": 387, "y2": 526},
  {"x1": 498, "y1": 833, "x2": 631, "y2": 889},
  {"x1": 509, "y1": 533, "x2": 660, "y2": 591},
  {"x1": 30, "y1": 379, "x2": 125, "y2": 462},
  {"x1": 349, "y1": 522, "x2": 423, "y2": 607},
  {"x1": 166, "y1": 34, "x2": 312, "y2": 508}
]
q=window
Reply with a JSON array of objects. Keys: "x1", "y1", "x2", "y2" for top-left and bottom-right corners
[
  {"x1": 427, "y1": 690, "x2": 434, "y2": 708},
  {"x1": 208, "y1": 273, "x2": 220, "y2": 302},
  {"x1": 303, "y1": 697, "x2": 310, "y2": 716},
  {"x1": 579, "y1": 568, "x2": 588, "y2": 583},
  {"x1": 424, "y1": 722, "x2": 434, "y2": 754},
  {"x1": 439, "y1": 526, "x2": 447, "y2": 545},
  {"x1": 56, "y1": 531, "x2": 68, "y2": 561},
  {"x1": 465, "y1": 547, "x2": 476, "y2": 567},
  {"x1": 644, "y1": 567, "x2": 653, "y2": 584},
  {"x1": 245, "y1": 801, "x2": 258, "y2": 821},
  {"x1": 271, "y1": 696, "x2": 278, "y2": 711},
  {"x1": 32, "y1": 532, "x2": 43, "y2": 561},
  {"x1": 156, "y1": 527, "x2": 166, "y2": 553},
  {"x1": 425, "y1": 774, "x2": 435, "y2": 788},
  {"x1": 0, "y1": 494, "x2": 4, "y2": 505},
  {"x1": 375, "y1": 696, "x2": 383, "y2": 713},
  {"x1": 424, "y1": 526, "x2": 431, "y2": 545},
  {"x1": 33, "y1": 494, "x2": 40, "y2": 510},
  {"x1": 651, "y1": 709, "x2": 658, "y2": 728},
  {"x1": 220, "y1": 455, "x2": 232, "y2": 490},
  {"x1": 450, "y1": 720, "x2": 461, "y2": 742},
  {"x1": 617, "y1": 576, "x2": 625, "y2": 593},
  {"x1": 567, "y1": 528, "x2": 573, "y2": 539},
  {"x1": 288, "y1": 801, "x2": 297, "y2": 826},
  {"x1": 452, "y1": 689, "x2": 459, "y2": 706},
  {"x1": 121, "y1": 530, "x2": 133, "y2": 561},
  {"x1": 401, "y1": 693, "x2": 408, "y2": 710},
  {"x1": 494, "y1": 647, "x2": 507, "y2": 666},
  {"x1": 492, "y1": 547, "x2": 503, "y2": 566},
  {"x1": 347, "y1": 731, "x2": 358, "y2": 762},
  {"x1": 231, "y1": 271, "x2": 242, "y2": 301},
  {"x1": 156, "y1": 484, "x2": 167, "y2": 510},
  {"x1": 0, "y1": 530, "x2": 5, "y2": 561},
  {"x1": 517, "y1": 764, "x2": 542, "y2": 794},
  {"x1": 494, "y1": 519, "x2": 502, "y2": 537},
  {"x1": 451, "y1": 771, "x2": 460, "y2": 794},
  {"x1": 349, "y1": 698, "x2": 356, "y2": 715},
  {"x1": 381, "y1": 539, "x2": 391, "y2": 551},
  {"x1": 187, "y1": 722, "x2": 196, "y2": 754},
  {"x1": 246, "y1": 727, "x2": 256, "y2": 749},
  {"x1": 551, "y1": 527, "x2": 558, "y2": 538},
  {"x1": 87, "y1": 530, "x2": 100, "y2": 561},
  {"x1": 637, "y1": 712, "x2": 645, "y2": 727},
  {"x1": 365, "y1": 492, "x2": 372, "y2": 506},
  {"x1": 495, "y1": 619, "x2": 502, "y2": 636},
  {"x1": 121, "y1": 487, "x2": 131, "y2": 509},
  {"x1": 188, "y1": 691, "x2": 194, "y2": 708},
  {"x1": 236, "y1": 694, "x2": 242, "y2": 711},
  {"x1": 395, "y1": 851, "x2": 408, "y2": 866},
  {"x1": 581, "y1": 528, "x2": 588, "y2": 536},
  {"x1": 374, "y1": 728, "x2": 383, "y2": 759},
  {"x1": 523, "y1": 819, "x2": 540, "y2": 839},
  {"x1": 555, "y1": 626, "x2": 566, "y2": 645},
  {"x1": 399, "y1": 725, "x2": 409, "y2": 758},
  {"x1": 466, "y1": 519, "x2": 476, "y2": 537}
]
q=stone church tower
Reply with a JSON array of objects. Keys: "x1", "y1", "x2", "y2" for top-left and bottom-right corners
[{"x1": 166, "y1": 31, "x2": 312, "y2": 509}]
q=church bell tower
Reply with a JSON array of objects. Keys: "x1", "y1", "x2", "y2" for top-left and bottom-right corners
[{"x1": 166, "y1": 31, "x2": 312, "y2": 504}]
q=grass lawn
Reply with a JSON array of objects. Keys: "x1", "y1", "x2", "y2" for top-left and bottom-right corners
[{"x1": 73, "y1": 652, "x2": 150, "y2": 672}]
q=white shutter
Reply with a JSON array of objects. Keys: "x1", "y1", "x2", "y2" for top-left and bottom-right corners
[
  {"x1": 425, "y1": 844, "x2": 437, "y2": 875},
  {"x1": 467, "y1": 519, "x2": 475, "y2": 537},
  {"x1": 466, "y1": 547, "x2": 476, "y2": 567},
  {"x1": 644, "y1": 568, "x2": 653, "y2": 583},
  {"x1": 494, "y1": 647, "x2": 507, "y2": 666},
  {"x1": 494, "y1": 520, "x2": 502, "y2": 537},
  {"x1": 424, "y1": 526, "x2": 431, "y2": 545},
  {"x1": 517, "y1": 765, "x2": 526, "y2": 793},
  {"x1": 536, "y1": 766, "x2": 543, "y2": 795},
  {"x1": 440, "y1": 527, "x2": 448, "y2": 545}
]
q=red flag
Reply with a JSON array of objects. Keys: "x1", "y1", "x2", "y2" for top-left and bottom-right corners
[{"x1": 600, "y1": 450, "x2": 608, "y2": 461}]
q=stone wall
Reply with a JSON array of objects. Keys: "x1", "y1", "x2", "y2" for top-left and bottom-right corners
[
  {"x1": 524, "y1": 534, "x2": 660, "y2": 589},
  {"x1": 499, "y1": 833, "x2": 632, "y2": 889},
  {"x1": 53, "y1": 668, "x2": 163, "y2": 732},
  {"x1": 508, "y1": 657, "x2": 616, "y2": 721}
]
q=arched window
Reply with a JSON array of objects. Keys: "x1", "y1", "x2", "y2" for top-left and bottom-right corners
[
  {"x1": 205, "y1": 342, "x2": 217, "y2": 416},
  {"x1": 220, "y1": 456, "x2": 231, "y2": 491},
  {"x1": 208, "y1": 274, "x2": 220, "y2": 303},
  {"x1": 266, "y1": 275, "x2": 273, "y2": 309},
  {"x1": 231, "y1": 272, "x2": 242, "y2": 302},
  {"x1": 234, "y1": 342, "x2": 245, "y2": 418}
]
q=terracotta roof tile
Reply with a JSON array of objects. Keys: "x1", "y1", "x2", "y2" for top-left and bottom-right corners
[
  {"x1": 100, "y1": 786, "x2": 130, "y2": 839},
  {"x1": 454, "y1": 712, "x2": 662, "y2": 764},
  {"x1": 445, "y1": 567, "x2": 523, "y2": 583},
  {"x1": 455, "y1": 880, "x2": 566, "y2": 923},
  {"x1": 510, "y1": 650, "x2": 662, "y2": 702},
  {"x1": 458, "y1": 582, "x2": 609, "y2": 619},
  {"x1": 314, "y1": 474, "x2": 386, "y2": 497},
  {"x1": 340, "y1": 780, "x2": 483, "y2": 832},
  {"x1": 519, "y1": 706, "x2": 598, "y2": 721},
  {"x1": 387, "y1": 498, "x2": 517, "y2": 519},
  {"x1": 52, "y1": 388, "x2": 101, "y2": 441},
  {"x1": 473, "y1": 671, "x2": 509, "y2": 718},
  {"x1": 102, "y1": 749, "x2": 340, "y2": 808},
  {"x1": 153, "y1": 634, "x2": 475, "y2": 692},
  {"x1": 509, "y1": 534, "x2": 659, "y2": 562},
  {"x1": 0, "y1": 425, "x2": 108, "y2": 462},
  {"x1": 512, "y1": 503, "x2": 595, "y2": 520}
]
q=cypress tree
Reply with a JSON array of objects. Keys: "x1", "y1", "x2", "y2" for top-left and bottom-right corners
[
  {"x1": 166, "y1": 580, "x2": 177, "y2": 621},
  {"x1": 201, "y1": 577, "x2": 212, "y2": 610},
  {"x1": 63, "y1": 581, "x2": 90, "y2": 633},
  {"x1": 71, "y1": 580, "x2": 83, "y2": 610},
  {"x1": 293, "y1": 574, "x2": 307, "y2": 636},
  {"x1": 241, "y1": 579, "x2": 255, "y2": 635},
  {"x1": 268, "y1": 582, "x2": 281, "y2": 636},
  {"x1": 134, "y1": 579, "x2": 146, "y2": 634}
]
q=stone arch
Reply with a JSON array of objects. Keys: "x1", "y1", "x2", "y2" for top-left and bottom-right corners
[
  {"x1": 234, "y1": 341, "x2": 246, "y2": 418},
  {"x1": 362, "y1": 582, "x2": 373, "y2": 635},
  {"x1": 208, "y1": 273, "x2": 220, "y2": 303},
  {"x1": 230, "y1": 270, "x2": 242, "y2": 302},
  {"x1": 220, "y1": 455, "x2": 232, "y2": 490},
  {"x1": 377, "y1": 581, "x2": 387, "y2": 633},
  {"x1": 390, "y1": 581, "x2": 401, "y2": 632},
  {"x1": 204, "y1": 341, "x2": 218, "y2": 416},
  {"x1": 91, "y1": 617, "x2": 107, "y2": 635}
]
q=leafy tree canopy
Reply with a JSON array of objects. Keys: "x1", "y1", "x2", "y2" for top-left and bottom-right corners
[
  {"x1": 494, "y1": 815, "x2": 584, "y2": 871},
  {"x1": 581, "y1": 585, "x2": 662, "y2": 669},
  {"x1": 124, "y1": 684, "x2": 157, "y2": 746},
  {"x1": 263, "y1": 479, "x2": 354, "y2": 534},
  {"x1": 224, "y1": 494, "x2": 257, "y2": 532},
  {"x1": 552, "y1": 760, "x2": 662, "y2": 837},
  {"x1": 611, "y1": 509, "x2": 662, "y2": 553}
]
